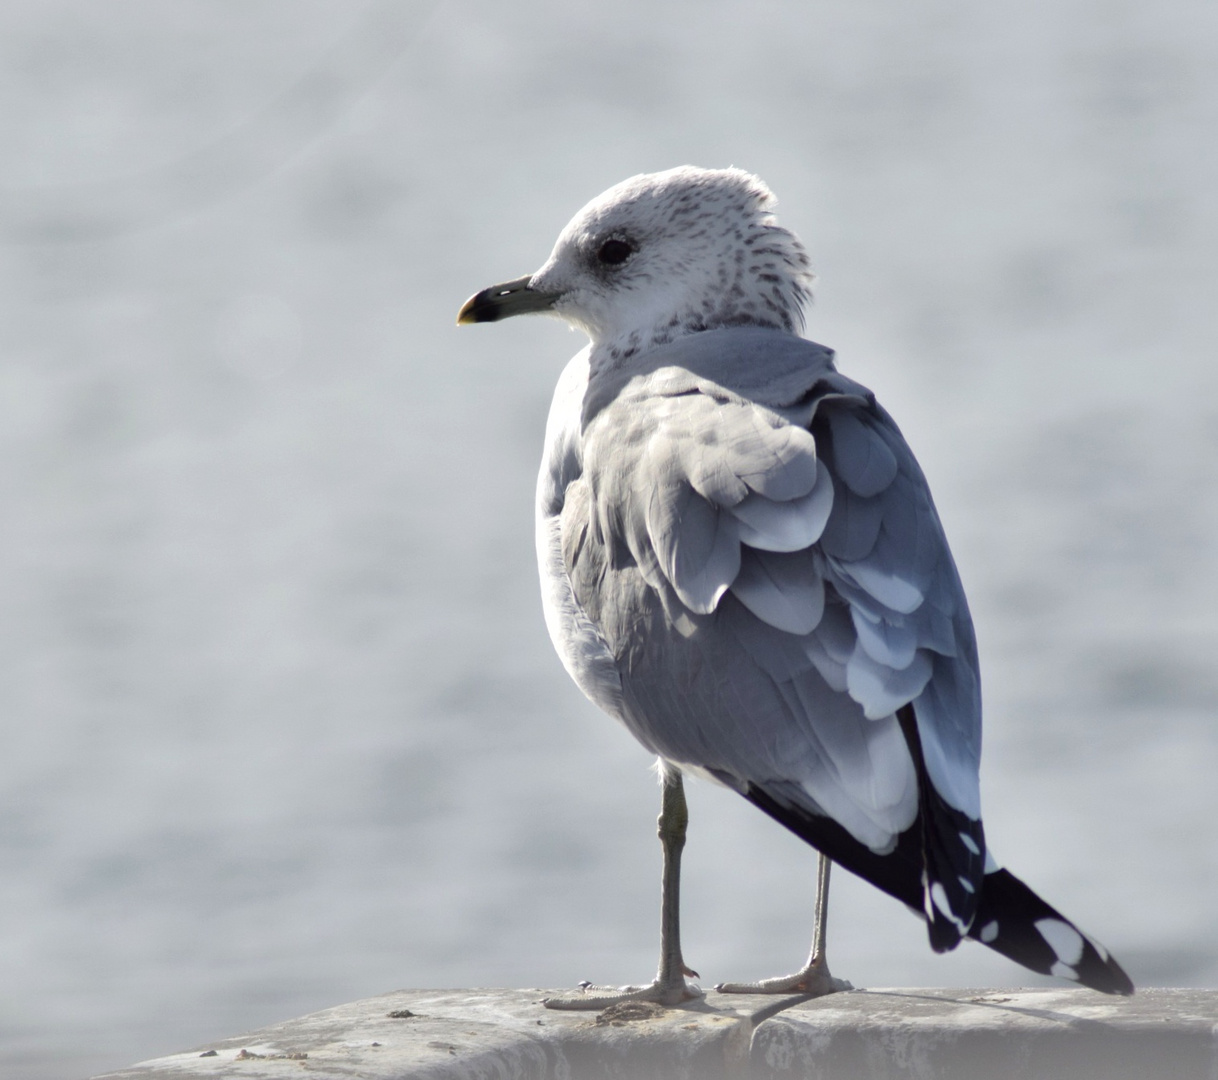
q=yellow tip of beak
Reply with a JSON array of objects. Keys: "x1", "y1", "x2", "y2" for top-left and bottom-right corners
[{"x1": 455, "y1": 275, "x2": 556, "y2": 326}]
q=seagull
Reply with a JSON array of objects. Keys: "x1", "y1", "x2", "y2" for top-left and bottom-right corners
[{"x1": 457, "y1": 166, "x2": 1133, "y2": 1007}]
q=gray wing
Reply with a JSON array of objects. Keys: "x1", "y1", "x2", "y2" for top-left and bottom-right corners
[
  {"x1": 814, "y1": 396, "x2": 982, "y2": 821},
  {"x1": 565, "y1": 330, "x2": 981, "y2": 859}
]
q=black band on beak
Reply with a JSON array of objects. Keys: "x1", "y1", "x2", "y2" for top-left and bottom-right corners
[{"x1": 457, "y1": 275, "x2": 560, "y2": 325}]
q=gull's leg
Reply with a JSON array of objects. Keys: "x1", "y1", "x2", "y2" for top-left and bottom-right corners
[
  {"x1": 716, "y1": 852, "x2": 852, "y2": 995},
  {"x1": 652, "y1": 762, "x2": 702, "y2": 995},
  {"x1": 543, "y1": 761, "x2": 703, "y2": 1009}
]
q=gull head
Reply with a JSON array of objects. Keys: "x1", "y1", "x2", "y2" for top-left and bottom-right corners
[{"x1": 458, "y1": 166, "x2": 814, "y2": 358}]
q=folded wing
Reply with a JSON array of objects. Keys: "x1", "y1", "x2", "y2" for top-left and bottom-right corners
[{"x1": 570, "y1": 329, "x2": 984, "y2": 947}]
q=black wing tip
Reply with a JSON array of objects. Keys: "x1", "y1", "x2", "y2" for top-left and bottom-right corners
[
  {"x1": 971, "y1": 868, "x2": 1135, "y2": 996},
  {"x1": 926, "y1": 916, "x2": 964, "y2": 954},
  {"x1": 1103, "y1": 968, "x2": 1136, "y2": 997},
  {"x1": 740, "y1": 782, "x2": 1135, "y2": 995},
  {"x1": 897, "y1": 703, "x2": 985, "y2": 956},
  {"x1": 1077, "y1": 943, "x2": 1135, "y2": 996}
]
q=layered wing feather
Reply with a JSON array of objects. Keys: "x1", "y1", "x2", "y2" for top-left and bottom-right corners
[{"x1": 559, "y1": 328, "x2": 984, "y2": 944}]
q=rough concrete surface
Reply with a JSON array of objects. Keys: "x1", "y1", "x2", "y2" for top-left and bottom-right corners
[
  {"x1": 752, "y1": 987, "x2": 1218, "y2": 1080},
  {"x1": 91, "y1": 987, "x2": 1218, "y2": 1080}
]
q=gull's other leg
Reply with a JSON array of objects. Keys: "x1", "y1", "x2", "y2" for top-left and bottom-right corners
[
  {"x1": 543, "y1": 761, "x2": 703, "y2": 1009},
  {"x1": 716, "y1": 852, "x2": 852, "y2": 995}
]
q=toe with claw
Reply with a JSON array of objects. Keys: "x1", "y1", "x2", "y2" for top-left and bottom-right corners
[
  {"x1": 716, "y1": 955, "x2": 851, "y2": 996},
  {"x1": 542, "y1": 975, "x2": 704, "y2": 1011}
]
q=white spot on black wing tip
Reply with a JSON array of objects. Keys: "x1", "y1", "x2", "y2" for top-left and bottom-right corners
[
  {"x1": 927, "y1": 880, "x2": 969, "y2": 948},
  {"x1": 1035, "y1": 917, "x2": 1086, "y2": 968},
  {"x1": 979, "y1": 920, "x2": 999, "y2": 944},
  {"x1": 931, "y1": 883, "x2": 953, "y2": 920},
  {"x1": 1086, "y1": 934, "x2": 1110, "y2": 964}
]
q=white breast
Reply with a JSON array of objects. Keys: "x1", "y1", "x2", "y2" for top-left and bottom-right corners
[{"x1": 534, "y1": 349, "x2": 624, "y2": 716}]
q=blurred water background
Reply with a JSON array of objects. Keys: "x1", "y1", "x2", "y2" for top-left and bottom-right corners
[{"x1": 1, "y1": 1, "x2": 1216, "y2": 1076}]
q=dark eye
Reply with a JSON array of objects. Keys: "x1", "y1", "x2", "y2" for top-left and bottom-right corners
[{"x1": 597, "y1": 238, "x2": 634, "y2": 266}]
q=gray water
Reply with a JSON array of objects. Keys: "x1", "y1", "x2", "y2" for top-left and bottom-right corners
[{"x1": 1, "y1": 2, "x2": 1216, "y2": 1076}]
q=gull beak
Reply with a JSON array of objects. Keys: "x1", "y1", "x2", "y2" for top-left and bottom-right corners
[{"x1": 456, "y1": 275, "x2": 561, "y2": 325}]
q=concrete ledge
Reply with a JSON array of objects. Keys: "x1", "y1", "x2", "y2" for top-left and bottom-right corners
[
  {"x1": 752, "y1": 987, "x2": 1218, "y2": 1080},
  {"x1": 92, "y1": 986, "x2": 1218, "y2": 1080}
]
